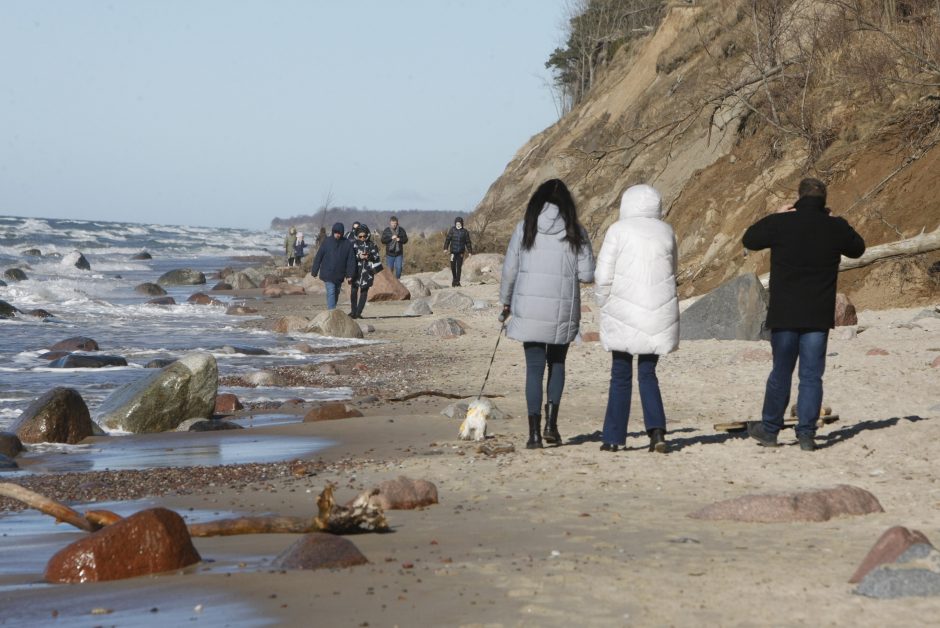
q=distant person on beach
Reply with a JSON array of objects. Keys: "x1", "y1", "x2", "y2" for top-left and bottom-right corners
[
  {"x1": 311, "y1": 222, "x2": 356, "y2": 310},
  {"x1": 595, "y1": 184, "x2": 678, "y2": 454},
  {"x1": 345, "y1": 221, "x2": 362, "y2": 241},
  {"x1": 284, "y1": 226, "x2": 298, "y2": 266},
  {"x1": 349, "y1": 225, "x2": 382, "y2": 318},
  {"x1": 292, "y1": 232, "x2": 308, "y2": 266},
  {"x1": 444, "y1": 217, "x2": 473, "y2": 287},
  {"x1": 500, "y1": 179, "x2": 595, "y2": 449},
  {"x1": 381, "y1": 216, "x2": 409, "y2": 279},
  {"x1": 742, "y1": 178, "x2": 865, "y2": 451}
]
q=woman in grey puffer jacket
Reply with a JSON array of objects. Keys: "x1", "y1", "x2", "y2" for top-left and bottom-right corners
[{"x1": 500, "y1": 179, "x2": 595, "y2": 449}]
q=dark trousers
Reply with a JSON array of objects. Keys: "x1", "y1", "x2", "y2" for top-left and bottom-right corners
[
  {"x1": 522, "y1": 342, "x2": 569, "y2": 417},
  {"x1": 761, "y1": 328, "x2": 828, "y2": 436},
  {"x1": 349, "y1": 285, "x2": 369, "y2": 316},
  {"x1": 601, "y1": 352, "x2": 666, "y2": 446},
  {"x1": 450, "y1": 252, "x2": 464, "y2": 285}
]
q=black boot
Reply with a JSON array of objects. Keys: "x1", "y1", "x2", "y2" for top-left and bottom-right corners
[
  {"x1": 543, "y1": 402, "x2": 561, "y2": 445},
  {"x1": 526, "y1": 414, "x2": 543, "y2": 449},
  {"x1": 648, "y1": 428, "x2": 668, "y2": 453}
]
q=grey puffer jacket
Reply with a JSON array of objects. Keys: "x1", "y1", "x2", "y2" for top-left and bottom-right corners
[{"x1": 499, "y1": 203, "x2": 595, "y2": 345}]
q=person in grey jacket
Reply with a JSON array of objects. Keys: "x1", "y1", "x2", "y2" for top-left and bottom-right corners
[{"x1": 500, "y1": 179, "x2": 595, "y2": 449}]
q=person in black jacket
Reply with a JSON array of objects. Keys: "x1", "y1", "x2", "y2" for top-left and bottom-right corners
[
  {"x1": 443, "y1": 217, "x2": 473, "y2": 287},
  {"x1": 311, "y1": 222, "x2": 356, "y2": 310},
  {"x1": 742, "y1": 178, "x2": 865, "y2": 451},
  {"x1": 380, "y1": 216, "x2": 408, "y2": 279},
  {"x1": 350, "y1": 225, "x2": 382, "y2": 318}
]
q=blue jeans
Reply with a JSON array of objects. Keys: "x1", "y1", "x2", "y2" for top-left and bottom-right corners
[
  {"x1": 522, "y1": 342, "x2": 569, "y2": 416},
  {"x1": 386, "y1": 255, "x2": 403, "y2": 279},
  {"x1": 602, "y1": 352, "x2": 666, "y2": 446},
  {"x1": 761, "y1": 328, "x2": 828, "y2": 437},
  {"x1": 324, "y1": 280, "x2": 343, "y2": 310}
]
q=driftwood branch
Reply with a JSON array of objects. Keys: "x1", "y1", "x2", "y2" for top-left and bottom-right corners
[
  {"x1": 0, "y1": 482, "x2": 98, "y2": 532},
  {"x1": 387, "y1": 390, "x2": 504, "y2": 402}
]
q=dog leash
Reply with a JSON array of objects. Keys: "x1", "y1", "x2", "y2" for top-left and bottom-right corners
[{"x1": 476, "y1": 315, "x2": 506, "y2": 400}]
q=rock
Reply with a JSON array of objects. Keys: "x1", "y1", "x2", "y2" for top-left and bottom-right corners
[
  {"x1": 368, "y1": 476, "x2": 439, "y2": 510},
  {"x1": 358, "y1": 322, "x2": 375, "y2": 333},
  {"x1": 366, "y1": 269, "x2": 410, "y2": 301},
  {"x1": 581, "y1": 331, "x2": 600, "y2": 342},
  {"x1": 48, "y1": 336, "x2": 99, "y2": 352},
  {"x1": 401, "y1": 277, "x2": 431, "y2": 298},
  {"x1": 0, "y1": 454, "x2": 18, "y2": 470},
  {"x1": 850, "y1": 526, "x2": 933, "y2": 583},
  {"x1": 427, "y1": 318, "x2": 465, "y2": 338},
  {"x1": 228, "y1": 271, "x2": 258, "y2": 290},
  {"x1": 272, "y1": 533, "x2": 368, "y2": 570},
  {"x1": 260, "y1": 275, "x2": 286, "y2": 289},
  {"x1": 317, "y1": 363, "x2": 338, "y2": 375},
  {"x1": 867, "y1": 348, "x2": 890, "y2": 356},
  {"x1": 45, "y1": 507, "x2": 201, "y2": 583},
  {"x1": 688, "y1": 485, "x2": 884, "y2": 523},
  {"x1": 739, "y1": 348, "x2": 771, "y2": 361},
  {"x1": 834, "y1": 293, "x2": 858, "y2": 326},
  {"x1": 263, "y1": 284, "x2": 306, "y2": 297},
  {"x1": 405, "y1": 299, "x2": 433, "y2": 316},
  {"x1": 932, "y1": 355, "x2": 940, "y2": 368},
  {"x1": 0, "y1": 432, "x2": 24, "y2": 458},
  {"x1": 854, "y1": 544, "x2": 940, "y2": 598},
  {"x1": 679, "y1": 273, "x2": 770, "y2": 341},
  {"x1": 24, "y1": 308, "x2": 55, "y2": 319},
  {"x1": 49, "y1": 354, "x2": 128, "y2": 369},
  {"x1": 303, "y1": 402, "x2": 364, "y2": 422},
  {"x1": 837, "y1": 327, "x2": 857, "y2": 340},
  {"x1": 274, "y1": 315, "x2": 311, "y2": 333},
  {"x1": 147, "y1": 296, "x2": 177, "y2": 305},
  {"x1": 225, "y1": 304, "x2": 258, "y2": 315},
  {"x1": 246, "y1": 371, "x2": 277, "y2": 387},
  {"x1": 461, "y1": 253, "x2": 505, "y2": 282},
  {"x1": 186, "y1": 292, "x2": 223, "y2": 306},
  {"x1": 218, "y1": 345, "x2": 270, "y2": 356},
  {"x1": 134, "y1": 282, "x2": 167, "y2": 296},
  {"x1": 294, "y1": 343, "x2": 316, "y2": 354},
  {"x1": 157, "y1": 268, "x2": 206, "y2": 286},
  {"x1": 145, "y1": 358, "x2": 177, "y2": 369},
  {"x1": 131, "y1": 251, "x2": 152, "y2": 260},
  {"x1": 306, "y1": 310, "x2": 364, "y2": 339},
  {"x1": 302, "y1": 274, "x2": 327, "y2": 294},
  {"x1": 38, "y1": 351, "x2": 70, "y2": 361},
  {"x1": 431, "y1": 290, "x2": 475, "y2": 311},
  {"x1": 913, "y1": 307, "x2": 940, "y2": 321},
  {"x1": 61, "y1": 251, "x2": 91, "y2": 270},
  {"x1": 0, "y1": 299, "x2": 18, "y2": 319},
  {"x1": 10, "y1": 387, "x2": 97, "y2": 444},
  {"x1": 177, "y1": 418, "x2": 244, "y2": 431},
  {"x1": 22, "y1": 248, "x2": 42, "y2": 257},
  {"x1": 211, "y1": 281, "x2": 234, "y2": 291},
  {"x1": 0, "y1": 279, "x2": 6, "y2": 287},
  {"x1": 4, "y1": 268, "x2": 28, "y2": 282},
  {"x1": 214, "y1": 393, "x2": 244, "y2": 414},
  {"x1": 441, "y1": 398, "x2": 510, "y2": 421},
  {"x1": 95, "y1": 352, "x2": 218, "y2": 433}
]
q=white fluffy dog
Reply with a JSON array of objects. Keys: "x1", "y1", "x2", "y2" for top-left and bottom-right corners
[{"x1": 458, "y1": 398, "x2": 491, "y2": 441}]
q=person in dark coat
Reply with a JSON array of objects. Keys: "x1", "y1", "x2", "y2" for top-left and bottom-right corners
[
  {"x1": 292, "y1": 232, "x2": 308, "y2": 266},
  {"x1": 380, "y1": 216, "x2": 409, "y2": 279},
  {"x1": 443, "y1": 217, "x2": 473, "y2": 287},
  {"x1": 742, "y1": 178, "x2": 865, "y2": 451},
  {"x1": 350, "y1": 225, "x2": 382, "y2": 318},
  {"x1": 344, "y1": 221, "x2": 362, "y2": 241},
  {"x1": 311, "y1": 222, "x2": 356, "y2": 310}
]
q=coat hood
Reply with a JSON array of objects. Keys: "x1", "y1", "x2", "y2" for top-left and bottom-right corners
[
  {"x1": 619, "y1": 185, "x2": 662, "y2": 220},
  {"x1": 537, "y1": 203, "x2": 566, "y2": 235},
  {"x1": 331, "y1": 222, "x2": 344, "y2": 235}
]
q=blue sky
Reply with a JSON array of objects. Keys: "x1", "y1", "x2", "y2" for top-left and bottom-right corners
[{"x1": 0, "y1": 0, "x2": 568, "y2": 229}]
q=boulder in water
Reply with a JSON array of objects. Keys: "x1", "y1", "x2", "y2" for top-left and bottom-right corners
[
  {"x1": 38, "y1": 351, "x2": 70, "y2": 361},
  {"x1": 135, "y1": 282, "x2": 167, "y2": 296},
  {"x1": 0, "y1": 432, "x2": 24, "y2": 458},
  {"x1": 679, "y1": 273, "x2": 770, "y2": 341},
  {"x1": 0, "y1": 279, "x2": 6, "y2": 287},
  {"x1": 305, "y1": 310, "x2": 364, "y2": 339},
  {"x1": 48, "y1": 336, "x2": 99, "y2": 352},
  {"x1": 228, "y1": 271, "x2": 258, "y2": 290},
  {"x1": 147, "y1": 296, "x2": 177, "y2": 305},
  {"x1": 3, "y1": 268, "x2": 28, "y2": 282},
  {"x1": 0, "y1": 300, "x2": 19, "y2": 319},
  {"x1": 131, "y1": 251, "x2": 152, "y2": 260},
  {"x1": 157, "y1": 268, "x2": 206, "y2": 286},
  {"x1": 10, "y1": 387, "x2": 97, "y2": 444},
  {"x1": 176, "y1": 418, "x2": 243, "y2": 431},
  {"x1": 187, "y1": 292, "x2": 223, "y2": 306},
  {"x1": 0, "y1": 455, "x2": 17, "y2": 471},
  {"x1": 218, "y1": 345, "x2": 270, "y2": 356},
  {"x1": 145, "y1": 357, "x2": 177, "y2": 369},
  {"x1": 211, "y1": 282, "x2": 233, "y2": 291},
  {"x1": 61, "y1": 251, "x2": 91, "y2": 271},
  {"x1": 22, "y1": 248, "x2": 42, "y2": 257},
  {"x1": 96, "y1": 352, "x2": 219, "y2": 433},
  {"x1": 24, "y1": 308, "x2": 54, "y2": 319},
  {"x1": 49, "y1": 354, "x2": 128, "y2": 369}
]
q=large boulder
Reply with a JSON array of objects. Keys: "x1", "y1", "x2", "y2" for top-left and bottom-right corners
[
  {"x1": 854, "y1": 543, "x2": 940, "y2": 599},
  {"x1": 401, "y1": 277, "x2": 432, "y2": 298},
  {"x1": 4, "y1": 268, "x2": 28, "y2": 282},
  {"x1": 431, "y1": 290, "x2": 475, "y2": 311},
  {"x1": 45, "y1": 508, "x2": 201, "y2": 583},
  {"x1": 302, "y1": 274, "x2": 327, "y2": 294},
  {"x1": 49, "y1": 354, "x2": 128, "y2": 369},
  {"x1": 850, "y1": 526, "x2": 933, "y2": 583},
  {"x1": 22, "y1": 248, "x2": 42, "y2": 257},
  {"x1": 680, "y1": 273, "x2": 770, "y2": 341},
  {"x1": 462, "y1": 253, "x2": 505, "y2": 283},
  {"x1": 214, "y1": 393, "x2": 244, "y2": 414},
  {"x1": 131, "y1": 251, "x2": 152, "y2": 260},
  {"x1": 366, "y1": 269, "x2": 411, "y2": 301},
  {"x1": 135, "y1": 282, "x2": 166, "y2": 296},
  {"x1": 227, "y1": 271, "x2": 259, "y2": 290},
  {"x1": 147, "y1": 296, "x2": 177, "y2": 305},
  {"x1": 187, "y1": 292, "x2": 224, "y2": 306},
  {"x1": 0, "y1": 432, "x2": 24, "y2": 458},
  {"x1": 10, "y1": 387, "x2": 97, "y2": 444},
  {"x1": 48, "y1": 336, "x2": 99, "y2": 352},
  {"x1": 688, "y1": 485, "x2": 883, "y2": 523},
  {"x1": 61, "y1": 251, "x2": 91, "y2": 270},
  {"x1": 96, "y1": 352, "x2": 218, "y2": 433},
  {"x1": 306, "y1": 310, "x2": 364, "y2": 339},
  {"x1": 0, "y1": 300, "x2": 18, "y2": 319},
  {"x1": 404, "y1": 299, "x2": 433, "y2": 316},
  {"x1": 367, "y1": 476, "x2": 439, "y2": 510},
  {"x1": 427, "y1": 318, "x2": 465, "y2": 338},
  {"x1": 272, "y1": 533, "x2": 368, "y2": 570},
  {"x1": 157, "y1": 268, "x2": 206, "y2": 286}
]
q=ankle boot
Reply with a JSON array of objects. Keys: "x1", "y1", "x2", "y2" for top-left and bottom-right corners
[
  {"x1": 526, "y1": 414, "x2": 543, "y2": 449},
  {"x1": 543, "y1": 402, "x2": 561, "y2": 445},
  {"x1": 648, "y1": 428, "x2": 668, "y2": 453}
]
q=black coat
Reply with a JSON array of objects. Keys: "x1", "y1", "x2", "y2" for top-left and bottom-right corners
[
  {"x1": 352, "y1": 240, "x2": 382, "y2": 289},
  {"x1": 444, "y1": 227, "x2": 472, "y2": 254},
  {"x1": 311, "y1": 235, "x2": 356, "y2": 283},
  {"x1": 380, "y1": 226, "x2": 408, "y2": 257},
  {"x1": 742, "y1": 197, "x2": 865, "y2": 330}
]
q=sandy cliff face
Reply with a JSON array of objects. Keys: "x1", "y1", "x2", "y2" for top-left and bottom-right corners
[{"x1": 475, "y1": 1, "x2": 940, "y2": 308}]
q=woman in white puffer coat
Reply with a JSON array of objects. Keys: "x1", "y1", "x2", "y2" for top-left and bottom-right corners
[{"x1": 595, "y1": 184, "x2": 679, "y2": 453}]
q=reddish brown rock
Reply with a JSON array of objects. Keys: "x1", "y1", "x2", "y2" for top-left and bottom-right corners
[
  {"x1": 225, "y1": 305, "x2": 258, "y2": 315},
  {"x1": 0, "y1": 432, "x2": 24, "y2": 458},
  {"x1": 187, "y1": 292, "x2": 223, "y2": 306},
  {"x1": 369, "y1": 476, "x2": 439, "y2": 510},
  {"x1": 38, "y1": 351, "x2": 71, "y2": 361},
  {"x1": 849, "y1": 526, "x2": 933, "y2": 583},
  {"x1": 581, "y1": 331, "x2": 600, "y2": 342},
  {"x1": 25, "y1": 308, "x2": 55, "y2": 319},
  {"x1": 11, "y1": 387, "x2": 97, "y2": 444},
  {"x1": 303, "y1": 403, "x2": 364, "y2": 422},
  {"x1": 272, "y1": 533, "x2": 368, "y2": 570},
  {"x1": 45, "y1": 508, "x2": 201, "y2": 583},
  {"x1": 48, "y1": 336, "x2": 98, "y2": 352},
  {"x1": 834, "y1": 293, "x2": 858, "y2": 326},
  {"x1": 367, "y1": 269, "x2": 411, "y2": 301},
  {"x1": 867, "y1": 348, "x2": 890, "y2": 356},
  {"x1": 214, "y1": 393, "x2": 244, "y2": 414},
  {"x1": 688, "y1": 485, "x2": 884, "y2": 523}
]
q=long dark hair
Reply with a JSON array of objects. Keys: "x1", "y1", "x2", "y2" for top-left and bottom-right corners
[{"x1": 522, "y1": 179, "x2": 585, "y2": 251}]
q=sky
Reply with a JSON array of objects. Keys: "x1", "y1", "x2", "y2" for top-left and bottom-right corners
[{"x1": 0, "y1": 0, "x2": 569, "y2": 230}]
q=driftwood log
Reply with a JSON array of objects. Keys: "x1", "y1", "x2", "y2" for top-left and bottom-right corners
[{"x1": 0, "y1": 483, "x2": 98, "y2": 532}]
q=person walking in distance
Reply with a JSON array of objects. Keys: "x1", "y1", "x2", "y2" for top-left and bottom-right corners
[
  {"x1": 349, "y1": 225, "x2": 382, "y2": 318},
  {"x1": 595, "y1": 185, "x2": 679, "y2": 454},
  {"x1": 500, "y1": 179, "x2": 595, "y2": 449},
  {"x1": 292, "y1": 232, "x2": 308, "y2": 267},
  {"x1": 444, "y1": 217, "x2": 473, "y2": 287},
  {"x1": 284, "y1": 226, "x2": 298, "y2": 266},
  {"x1": 311, "y1": 222, "x2": 356, "y2": 311},
  {"x1": 743, "y1": 178, "x2": 865, "y2": 451},
  {"x1": 381, "y1": 216, "x2": 408, "y2": 279}
]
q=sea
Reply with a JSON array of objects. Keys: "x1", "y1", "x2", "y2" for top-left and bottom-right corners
[{"x1": 0, "y1": 215, "x2": 357, "y2": 434}]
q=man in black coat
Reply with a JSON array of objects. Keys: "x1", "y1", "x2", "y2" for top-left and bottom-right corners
[
  {"x1": 443, "y1": 216, "x2": 473, "y2": 287},
  {"x1": 311, "y1": 222, "x2": 356, "y2": 310},
  {"x1": 742, "y1": 178, "x2": 865, "y2": 451},
  {"x1": 380, "y1": 216, "x2": 409, "y2": 279}
]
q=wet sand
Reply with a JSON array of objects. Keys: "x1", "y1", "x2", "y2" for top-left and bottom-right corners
[{"x1": 1, "y1": 276, "x2": 938, "y2": 626}]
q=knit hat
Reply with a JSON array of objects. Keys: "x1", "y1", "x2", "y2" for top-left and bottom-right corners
[
  {"x1": 455, "y1": 217, "x2": 464, "y2": 226},
  {"x1": 332, "y1": 222, "x2": 344, "y2": 235}
]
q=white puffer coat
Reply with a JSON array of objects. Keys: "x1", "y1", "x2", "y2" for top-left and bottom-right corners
[{"x1": 595, "y1": 185, "x2": 679, "y2": 355}]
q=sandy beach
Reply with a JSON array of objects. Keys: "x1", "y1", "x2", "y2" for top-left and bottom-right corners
[{"x1": 2, "y1": 275, "x2": 939, "y2": 627}]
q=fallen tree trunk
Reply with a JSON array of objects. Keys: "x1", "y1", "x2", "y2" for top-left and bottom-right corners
[{"x1": 0, "y1": 483, "x2": 98, "y2": 532}]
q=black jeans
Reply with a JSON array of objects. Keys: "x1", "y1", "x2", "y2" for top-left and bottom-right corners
[
  {"x1": 349, "y1": 285, "x2": 369, "y2": 316},
  {"x1": 450, "y1": 252, "x2": 464, "y2": 285},
  {"x1": 522, "y1": 342, "x2": 569, "y2": 417}
]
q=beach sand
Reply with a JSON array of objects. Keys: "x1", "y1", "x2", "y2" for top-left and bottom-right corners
[{"x1": 1, "y1": 277, "x2": 938, "y2": 627}]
